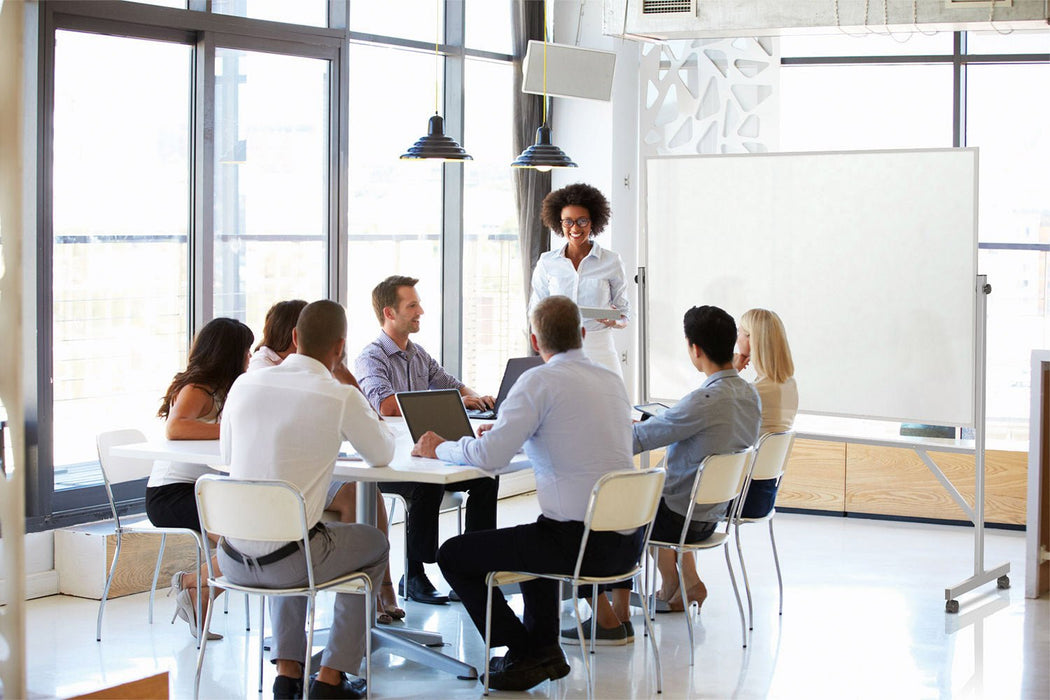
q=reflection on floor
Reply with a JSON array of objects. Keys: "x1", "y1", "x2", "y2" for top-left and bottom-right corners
[{"x1": 23, "y1": 494, "x2": 1050, "y2": 699}]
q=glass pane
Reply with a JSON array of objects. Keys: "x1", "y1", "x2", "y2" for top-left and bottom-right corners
[
  {"x1": 967, "y1": 64, "x2": 1050, "y2": 244},
  {"x1": 214, "y1": 49, "x2": 329, "y2": 335},
  {"x1": 350, "y1": 0, "x2": 441, "y2": 44},
  {"x1": 779, "y1": 64, "x2": 953, "y2": 151},
  {"x1": 348, "y1": 44, "x2": 443, "y2": 359},
  {"x1": 52, "y1": 31, "x2": 191, "y2": 485},
  {"x1": 780, "y1": 30, "x2": 953, "y2": 58},
  {"x1": 212, "y1": 0, "x2": 328, "y2": 27},
  {"x1": 466, "y1": 0, "x2": 513, "y2": 55},
  {"x1": 966, "y1": 28, "x2": 1050, "y2": 54},
  {"x1": 462, "y1": 59, "x2": 526, "y2": 393},
  {"x1": 981, "y1": 248, "x2": 1049, "y2": 441}
]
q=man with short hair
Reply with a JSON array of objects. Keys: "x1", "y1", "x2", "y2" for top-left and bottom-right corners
[
  {"x1": 220, "y1": 300, "x2": 395, "y2": 700},
  {"x1": 574, "y1": 304, "x2": 761, "y2": 643},
  {"x1": 411, "y1": 296, "x2": 642, "y2": 692},
  {"x1": 355, "y1": 275, "x2": 498, "y2": 605}
]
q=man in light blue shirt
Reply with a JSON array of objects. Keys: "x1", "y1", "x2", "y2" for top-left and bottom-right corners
[
  {"x1": 411, "y1": 296, "x2": 641, "y2": 692},
  {"x1": 581, "y1": 305, "x2": 761, "y2": 637}
]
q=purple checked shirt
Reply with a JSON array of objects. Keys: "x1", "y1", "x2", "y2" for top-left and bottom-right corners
[{"x1": 354, "y1": 331, "x2": 464, "y2": 413}]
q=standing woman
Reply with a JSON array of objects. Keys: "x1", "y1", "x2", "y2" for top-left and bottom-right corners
[
  {"x1": 145, "y1": 317, "x2": 254, "y2": 640},
  {"x1": 734, "y1": 308, "x2": 798, "y2": 517},
  {"x1": 530, "y1": 183, "x2": 630, "y2": 379}
]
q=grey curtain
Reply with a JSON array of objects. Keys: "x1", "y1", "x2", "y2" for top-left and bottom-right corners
[{"x1": 512, "y1": 0, "x2": 552, "y2": 312}]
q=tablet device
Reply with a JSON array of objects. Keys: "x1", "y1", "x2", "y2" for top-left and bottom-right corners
[
  {"x1": 396, "y1": 389, "x2": 476, "y2": 443},
  {"x1": 579, "y1": 306, "x2": 621, "y2": 321},
  {"x1": 634, "y1": 402, "x2": 669, "y2": 420}
]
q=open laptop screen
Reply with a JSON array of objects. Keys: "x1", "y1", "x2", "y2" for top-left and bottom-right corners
[{"x1": 396, "y1": 389, "x2": 476, "y2": 443}]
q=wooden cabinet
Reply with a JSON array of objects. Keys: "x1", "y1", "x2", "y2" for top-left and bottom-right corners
[{"x1": 777, "y1": 439, "x2": 846, "y2": 512}]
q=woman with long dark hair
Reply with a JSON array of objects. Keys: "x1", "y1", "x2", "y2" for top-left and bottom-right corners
[{"x1": 146, "y1": 317, "x2": 254, "y2": 640}]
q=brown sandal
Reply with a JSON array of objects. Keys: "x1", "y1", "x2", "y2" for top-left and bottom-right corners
[{"x1": 378, "y1": 581, "x2": 406, "y2": 621}]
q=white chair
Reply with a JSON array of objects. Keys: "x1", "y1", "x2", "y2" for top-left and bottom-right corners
[
  {"x1": 482, "y1": 468, "x2": 666, "y2": 697},
  {"x1": 95, "y1": 429, "x2": 206, "y2": 644},
  {"x1": 193, "y1": 475, "x2": 374, "y2": 700},
  {"x1": 646, "y1": 449, "x2": 753, "y2": 663},
  {"x1": 735, "y1": 430, "x2": 796, "y2": 630}
]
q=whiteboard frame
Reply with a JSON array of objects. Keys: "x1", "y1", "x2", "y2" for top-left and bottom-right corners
[{"x1": 638, "y1": 147, "x2": 979, "y2": 427}]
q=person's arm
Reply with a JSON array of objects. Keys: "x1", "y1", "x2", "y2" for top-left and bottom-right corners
[
  {"x1": 165, "y1": 385, "x2": 221, "y2": 440},
  {"x1": 632, "y1": 392, "x2": 708, "y2": 454},
  {"x1": 459, "y1": 386, "x2": 495, "y2": 411},
  {"x1": 332, "y1": 360, "x2": 363, "y2": 392},
  {"x1": 430, "y1": 383, "x2": 541, "y2": 470},
  {"x1": 341, "y1": 388, "x2": 396, "y2": 466},
  {"x1": 354, "y1": 347, "x2": 398, "y2": 415},
  {"x1": 598, "y1": 256, "x2": 630, "y2": 329}
]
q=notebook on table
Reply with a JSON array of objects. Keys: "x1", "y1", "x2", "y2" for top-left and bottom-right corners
[
  {"x1": 466, "y1": 355, "x2": 544, "y2": 420},
  {"x1": 396, "y1": 389, "x2": 476, "y2": 443}
]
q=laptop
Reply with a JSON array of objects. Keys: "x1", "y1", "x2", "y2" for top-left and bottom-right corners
[
  {"x1": 466, "y1": 355, "x2": 544, "y2": 420},
  {"x1": 396, "y1": 389, "x2": 476, "y2": 443}
]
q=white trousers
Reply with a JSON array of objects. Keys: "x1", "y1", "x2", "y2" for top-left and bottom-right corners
[{"x1": 582, "y1": 328, "x2": 624, "y2": 381}]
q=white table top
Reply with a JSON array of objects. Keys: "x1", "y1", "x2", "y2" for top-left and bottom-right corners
[
  {"x1": 111, "y1": 418, "x2": 526, "y2": 485},
  {"x1": 791, "y1": 414, "x2": 1025, "y2": 454}
]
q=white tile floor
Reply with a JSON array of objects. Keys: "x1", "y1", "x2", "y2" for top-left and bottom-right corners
[{"x1": 20, "y1": 494, "x2": 1050, "y2": 699}]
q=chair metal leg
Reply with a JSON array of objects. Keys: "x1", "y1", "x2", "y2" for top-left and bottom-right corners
[
  {"x1": 483, "y1": 579, "x2": 495, "y2": 696},
  {"x1": 194, "y1": 549, "x2": 203, "y2": 649},
  {"x1": 96, "y1": 530, "x2": 122, "y2": 642},
  {"x1": 364, "y1": 584, "x2": 372, "y2": 700},
  {"x1": 304, "y1": 594, "x2": 316, "y2": 700},
  {"x1": 723, "y1": 544, "x2": 748, "y2": 648},
  {"x1": 245, "y1": 594, "x2": 251, "y2": 631},
  {"x1": 223, "y1": 591, "x2": 229, "y2": 614},
  {"x1": 636, "y1": 572, "x2": 663, "y2": 695},
  {"x1": 456, "y1": 503, "x2": 463, "y2": 536},
  {"x1": 571, "y1": 590, "x2": 593, "y2": 695},
  {"x1": 675, "y1": 551, "x2": 695, "y2": 667},
  {"x1": 735, "y1": 524, "x2": 754, "y2": 630},
  {"x1": 769, "y1": 518, "x2": 784, "y2": 615},
  {"x1": 193, "y1": 578, "x2": 219, "y2": 699},
  {"x1": 258, "y1": 596, "x2": 266, "y2": 694},
  {"x1": 149, "y1": 534, "x2": 166, "y2": 624}
]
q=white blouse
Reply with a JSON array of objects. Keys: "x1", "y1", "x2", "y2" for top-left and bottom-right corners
[{"x1": 528, "y1": 240, "x2": 631, "y2": 332}]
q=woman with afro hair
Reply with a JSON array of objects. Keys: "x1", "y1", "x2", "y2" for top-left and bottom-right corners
[{"x1": 529, "y1": 183, "x2": 630, "y2": 380}]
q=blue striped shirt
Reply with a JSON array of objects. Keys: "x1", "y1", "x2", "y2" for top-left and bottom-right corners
[{"x1": 354, "y1": 331, "x2": 464, "y2": 413}]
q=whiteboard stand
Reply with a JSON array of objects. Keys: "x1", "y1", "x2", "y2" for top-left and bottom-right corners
[{"x1": 944, "y1": 275, "x2": 1010, "y2": 613}]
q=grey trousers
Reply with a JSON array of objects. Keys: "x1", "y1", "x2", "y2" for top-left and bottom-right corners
[{"x1": 218, "y1": 523, "x2": 389, "y2": 675}]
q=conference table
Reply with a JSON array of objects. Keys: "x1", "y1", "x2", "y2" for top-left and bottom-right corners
[{"x1": 113, "y1": 417, "x2": 528, "y2": 681}]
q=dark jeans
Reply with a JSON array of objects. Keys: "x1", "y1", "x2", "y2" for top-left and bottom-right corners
[
  {"x1": 379, "y1": 476, "x2": 498, "y2": 564},
  {"x1": 438, "y1": 516, "x2": 644, "y2": 656},
  {"x1": 740, "y1": 478, "x2": 778, "y2": 519}
]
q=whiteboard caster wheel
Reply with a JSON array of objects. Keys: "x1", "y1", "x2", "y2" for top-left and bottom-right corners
[
  {"x1": 997, "y1": 575, "x2": 1010, "y2": 589},
  {"x1": 945, "y1": 599, "x2": 959, "y2": 614}
]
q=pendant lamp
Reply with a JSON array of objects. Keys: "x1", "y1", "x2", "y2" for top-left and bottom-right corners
[
  {"x1": 401, "y1": 2, "x2": 472, "y2": 161},
  {"x1": 512, "y1": 0, "x2": 576, "y2": 170}
]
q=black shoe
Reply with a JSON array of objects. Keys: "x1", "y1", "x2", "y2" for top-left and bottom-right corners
[
  {"x1": 272, "y1": 674, "x2": 303, "y2": 700},
  {"x1": 399, "y1": 573, "x2": 449, "y2": 605},
  {"x1": 448, "y1": 587, "x2": 461, "y2": 602},
  {"x1": 487, "y1": 648, "x2": 569, "y2": 691},
  {"x1": 560, "y1": 617, "x2": 631, "y2": 646},
  {"x1": 307, "y1": 672, "x2": 366, "y2": 699}
]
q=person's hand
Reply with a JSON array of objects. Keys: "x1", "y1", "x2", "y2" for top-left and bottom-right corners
[
  {"x1": 597, "y1": 316, "x2": 627, "y2": 329},
  {"x1": 412, "y1": 430, "x2": 446, "y2": 459},
  {"x1": 477, "y1": 423, "x2": 495, "y2": 436},
  {"x1": 333, "y1": 361, "x2": 362, "y2": 390},
  {"x1": 733, "y1": 352, "x2": 751, "y2": 372},
  {"x1": 463, "y1": 394, "x2": 495, "y2": 410}
]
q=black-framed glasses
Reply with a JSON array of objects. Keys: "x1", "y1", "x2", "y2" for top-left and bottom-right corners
[{"x1": 560, "y1": 217, "x2": 591, "y2": 228}]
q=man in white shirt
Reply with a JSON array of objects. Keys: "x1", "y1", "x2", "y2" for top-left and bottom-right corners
[
  {"x1": 219, "y1": 300, "x2": 396, "y2": 700},
  {"x1": 411, "y1": 296, "x2": 642, "y2": 692}
]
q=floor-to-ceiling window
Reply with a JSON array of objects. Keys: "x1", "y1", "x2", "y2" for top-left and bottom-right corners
[
  {"x1": 781, "y1": 29, "x2": 1050, "y2": 441},
  {"x1": 30, "y1": 0, "x2": 519, "y2": 529}
]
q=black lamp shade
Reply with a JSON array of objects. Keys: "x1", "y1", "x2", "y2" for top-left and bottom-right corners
[
  {"x1": 400, "y1": 114, "x2": 472, "y2": 161},
  {"x1": 511, "y1": 124, "x2": 577, "y2": 170}
]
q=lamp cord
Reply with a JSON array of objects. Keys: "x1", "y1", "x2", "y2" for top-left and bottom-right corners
[
  {"x1": 543, "y1": 0, "x2": 549, "y2": 125},
  {"x1": 434, "y1": 0, "x2": 440, "y2": 114}
]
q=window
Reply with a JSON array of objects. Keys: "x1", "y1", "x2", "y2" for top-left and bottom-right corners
[
  {"x1": 51, "y1": 30, "x2": 191, "y2": 486},
  {"x1": 213, "y1": 49, "x2": 330, "y2": 333}
]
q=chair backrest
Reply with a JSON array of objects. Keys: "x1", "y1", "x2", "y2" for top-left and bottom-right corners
[
  {"x1": 195, "y1": 475, "x2": 309, "y2": 544},
  {"x1": 96, "y1": 429, "x2": 151, "y2": 486},
  {"x1": 749, "y1": 431, "x2": 795, "y2": 482},
  {"x1": 586, "y1": 468, "x2": 667, "y2": 533},
  {"x1": 691, "y1": 450, "x2": 752, "y2": 506}
]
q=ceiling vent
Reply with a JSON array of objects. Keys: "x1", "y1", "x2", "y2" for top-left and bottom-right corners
[{"x1": 642, "y1": 0, "x2": 694, "y2": 14}]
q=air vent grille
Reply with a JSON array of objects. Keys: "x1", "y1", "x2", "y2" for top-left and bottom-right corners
[{"x1": 642, "y1": 0, "x2": 693, "y2": 15}]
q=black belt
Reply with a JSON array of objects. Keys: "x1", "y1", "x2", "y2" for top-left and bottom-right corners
[{"x1": 220, "y1": 522, "x2": 326, "y2": 567}]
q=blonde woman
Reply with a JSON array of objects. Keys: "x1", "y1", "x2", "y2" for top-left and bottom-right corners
[{"x1": 734, "y1": 308, "x2": 798, "y2": 517}]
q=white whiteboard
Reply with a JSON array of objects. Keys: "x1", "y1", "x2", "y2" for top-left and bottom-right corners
[{"x1": 644, "y1": 149, "x2": 977, "y2": 427}]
